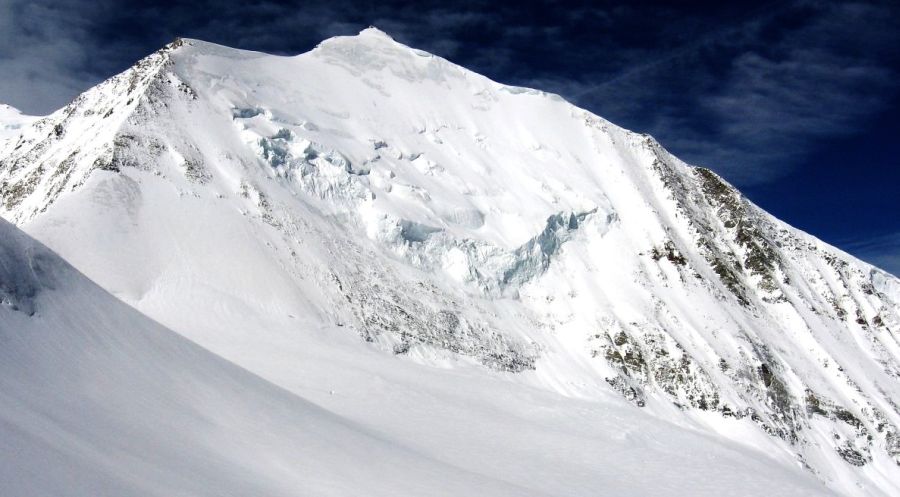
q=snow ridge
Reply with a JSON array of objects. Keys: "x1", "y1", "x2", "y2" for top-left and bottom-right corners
[{"x1": 1, "y1": 30, "x2": 898, "y2": 497}]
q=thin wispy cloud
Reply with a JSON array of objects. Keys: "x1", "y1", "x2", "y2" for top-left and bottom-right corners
[
  {"x1": 837, "y1": 232, "x2": 900, "y2": 276},
  {"x1": 548, "y1": 1, "x2": 900, "y2": 185},
  {"x1": 0, "y1": 1, "x2": 94, "y2": 114}
]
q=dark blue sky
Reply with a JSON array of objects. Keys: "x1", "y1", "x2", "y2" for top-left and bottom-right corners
[{"x1": 1, "y1": 0, "x2": 898, "y2": 274}]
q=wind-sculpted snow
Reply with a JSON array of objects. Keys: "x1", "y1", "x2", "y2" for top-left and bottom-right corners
[{"x1": 1, "y1": 28, "x2": 899, "y2": 496}]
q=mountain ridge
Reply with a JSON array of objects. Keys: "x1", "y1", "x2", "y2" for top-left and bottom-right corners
[{"x1": 1, "y1": 29, "x2": 899, "y2": 496}]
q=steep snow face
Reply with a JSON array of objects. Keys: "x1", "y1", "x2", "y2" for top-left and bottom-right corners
[{"x1": 1, "y1": 28, "x2": 899, "y2": 496}]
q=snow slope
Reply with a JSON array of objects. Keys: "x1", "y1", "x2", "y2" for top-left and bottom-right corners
[
  {"x1": 0, "y1": 219, "x2": 543, "y2": 497},
  {"x1": 1, "y1": 28, "x2": 899, "y2": 496},
  {"x1": 0, "y1": 103, "x2": 38, "y2": 143},
  {"x1": 0, "y1": 218, "x2": 832, "y2": 496}
]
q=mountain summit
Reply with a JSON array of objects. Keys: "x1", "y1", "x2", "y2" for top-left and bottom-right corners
[
  {"x1": 0, "y1": 103, "x2": 37, "y2": 142},
  {"x1": 1, "y1": 30, "x2": 899, "y2": 496}
]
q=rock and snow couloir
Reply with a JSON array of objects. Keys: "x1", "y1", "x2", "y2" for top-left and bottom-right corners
[{"x1": 1, "y1": 28, "x2": 899, "y2": 496}]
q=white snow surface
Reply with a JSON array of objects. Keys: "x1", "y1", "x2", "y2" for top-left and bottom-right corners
[
  {"x1": 1, "y1": 28, "x2": 898, "y2": 496},
  {"x1": 0, "y1": 103, "x2": 39, "y2": 143},
  {"x1": 0, "y1": 218, "x2": 834, "y2": 496}
]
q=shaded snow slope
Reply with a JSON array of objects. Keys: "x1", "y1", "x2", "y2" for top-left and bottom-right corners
[
  {"x1": 0, "y1": 219, "x2": 832, "y2": 496},
  {"x1": 0, "y1": 219, "x2": 540, "y2": 497},
  {"x1": 1, "y1": 28, "x2": 899, "y2": 496}
]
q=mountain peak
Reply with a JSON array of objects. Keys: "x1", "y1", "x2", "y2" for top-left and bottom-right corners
[
  {"x1": 0, "y1": 102, "x2": 26, "y2": 117},
  {"x1": 358, "y1": 26, "x2": 395, "y2": 40},
  {"x1": 2, "y1": 29, "x2": 900, "y2": 497},
  {"x1": 0, "y1": 102, "x2": 39, "y2": 142},
  {"x1": 314, "y1": 25, "x2": 413, "y2": 56}
]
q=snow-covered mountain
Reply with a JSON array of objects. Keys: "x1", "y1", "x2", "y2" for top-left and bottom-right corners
[
  {"x1": 0, "y1": 103, "x2": 38, "y2": 143},
  {"x1": 0, "y1": 218, "x2": 835, "y2": 496},
  {"x1": 1, "y1": 28, "x2": 898, "y2": 496}
]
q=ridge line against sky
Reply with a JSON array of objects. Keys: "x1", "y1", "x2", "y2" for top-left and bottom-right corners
[{"x1": 0, "y1": 0, "x2": 897, "y2": 275}]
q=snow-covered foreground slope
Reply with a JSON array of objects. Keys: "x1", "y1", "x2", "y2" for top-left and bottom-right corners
[
  {"x1": 0, "y1": 218, "x2": 831, "y2": 496},
  {"x1": 1, "y1": 28, "x2": 899, "y2": 496},
  {"x1": 0, "y1": 219, "x2": 537, "y2": 497}
]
